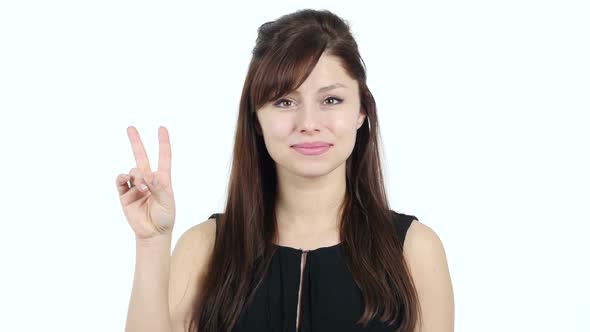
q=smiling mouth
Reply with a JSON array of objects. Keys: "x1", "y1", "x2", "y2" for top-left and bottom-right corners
[{"x1": 291, "y1": 145, "x2": 332, "y2": 156}]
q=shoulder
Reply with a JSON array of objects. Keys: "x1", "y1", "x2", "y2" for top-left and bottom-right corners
[
  {"x1": 171, "y1": 216, "x2": 217, "y2": 274},
  {"x1": 177, "y1": 217, "x2": 217, "y2": 248},
  {"x1": 403, "y1": 219, "x2": 443, "y2": 257},
  {"x1": 168, "y1": 217, "x2": 217, "y2": 330},
  {"x1": 171, "y1": 217, "x2": 217, "y2": 263},
  {"x1": 403, "y1": 220, "x2": 455, "y2": 331}
]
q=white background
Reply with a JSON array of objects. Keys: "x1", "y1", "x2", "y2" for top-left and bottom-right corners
[{"x1": 1, "y1": 1, "x2": 588, "y2": 331}]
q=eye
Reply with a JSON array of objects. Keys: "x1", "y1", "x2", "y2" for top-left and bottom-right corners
[
  {"x1": 272, "y1": 98, "x2": 294, "y2": 108},
  {"x1": 272, "y1": 96, "x2": 343, "y2": 108},
  {"x1": 324, "y1": 96, "x2": 343, "y2": 105}
]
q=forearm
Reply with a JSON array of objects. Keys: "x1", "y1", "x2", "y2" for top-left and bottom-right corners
[{"x1": 125, "y1": 234, "x2": 173, "y2": 332}]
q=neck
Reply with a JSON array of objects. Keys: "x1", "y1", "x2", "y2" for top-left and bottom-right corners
[{"x1": 275, "y1": 163, "x2": 347, "y2": 234}]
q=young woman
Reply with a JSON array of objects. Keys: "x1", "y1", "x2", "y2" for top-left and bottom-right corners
[{"x1": 119, "y1": 9, "x2": 454, "y2": 332}]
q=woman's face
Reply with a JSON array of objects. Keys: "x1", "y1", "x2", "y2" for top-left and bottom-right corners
[{"x1": 256, "y1": 53, "x2": 366, "y2": 179}]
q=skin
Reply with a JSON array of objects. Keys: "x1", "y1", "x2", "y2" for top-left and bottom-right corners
[{"x1": 404, "y1": 220, "x2": 455, "y2": 331}]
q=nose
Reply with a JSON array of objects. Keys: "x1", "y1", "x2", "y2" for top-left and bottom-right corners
[{"x1": 296, "y1": 103, "x2": 321, "y2": 133}]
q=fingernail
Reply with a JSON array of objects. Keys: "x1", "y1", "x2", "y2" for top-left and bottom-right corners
[
  {"x1": 152, "y1": 177, "x2": 158, "y2": 187},
  {"x1": 138, "y1": 184, "x2": 147, "y2": 191}
]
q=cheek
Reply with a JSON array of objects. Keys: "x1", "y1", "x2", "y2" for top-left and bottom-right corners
[
  {"x1": 264, "y1": 119, "x2": 292, "y2": 141},
  {"x1": 329, "y1": 115, "x2": 360, "y2": 155},
  {"x1": 330, "y1": 114, "x2": 360, "y2": 136},
  {"x1": 260, "y1": 116, "x2": 293, "y2": 158},
  {"x1": 258, "y1": 112, "x2": 291, "y2": 137}
]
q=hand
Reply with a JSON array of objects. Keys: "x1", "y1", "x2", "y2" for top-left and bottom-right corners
[{"x1": 116, "y1": 126, "x2": 176, "y2": 240}]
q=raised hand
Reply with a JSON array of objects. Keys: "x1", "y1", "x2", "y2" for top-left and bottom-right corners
[{"x1": 116, "y1": 126, "x2": 176, "y2": 240}]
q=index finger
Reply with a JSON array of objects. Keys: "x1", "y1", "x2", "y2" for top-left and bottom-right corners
[
  {"x1": 127, "y1": 126, "x2": 152, "y2": 172},
  {"x1": 157, "y1": 126, "x2": 171, "y2": 173}
]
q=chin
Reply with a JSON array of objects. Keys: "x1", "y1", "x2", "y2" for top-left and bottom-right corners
[
  {"x1": 283, "y1": 160, "x2": 343, "y2": 179},
  {"x1": 293, "y1": 170, "x2": 331, "y2": 179}
]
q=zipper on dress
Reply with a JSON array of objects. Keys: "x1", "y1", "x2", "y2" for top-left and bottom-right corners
[{"x1": 296, "y1": 248, "x2": 309, "y2": 332}]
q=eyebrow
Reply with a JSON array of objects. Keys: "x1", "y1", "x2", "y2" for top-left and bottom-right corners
[{"x1": 289, "y1": 83, "x2": 348, "y2": 95}]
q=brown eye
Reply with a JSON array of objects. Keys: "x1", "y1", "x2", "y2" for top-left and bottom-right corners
[
  {"x1": 273, "y1": 99, "x2": 293, "y2": 108},
  {"x1": 324, "y1": 97, "x2": 343, "y2": 105}
]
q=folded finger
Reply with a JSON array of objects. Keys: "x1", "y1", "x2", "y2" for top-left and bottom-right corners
[{"x1": 116, "y1": 173, "x2": 131, "y2": 196}]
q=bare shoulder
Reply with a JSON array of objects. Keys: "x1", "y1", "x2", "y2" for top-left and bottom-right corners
[
  {"x1": 403, "y1": 219, "x2": 444, "y2": 256},
  {"x1": 177, "y1": 218, "x2": 217, "y2": 249},
  {"x1": 169, "y1": 218, "x2": 217, "y2": 331},
  {"x1": 403, "y1": 219, "x2": 455, "y2": 332}
]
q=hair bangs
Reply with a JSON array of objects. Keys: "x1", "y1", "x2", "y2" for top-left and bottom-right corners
[{"x1": 250, "y1": 30, "x2": 328, "y2": 111}]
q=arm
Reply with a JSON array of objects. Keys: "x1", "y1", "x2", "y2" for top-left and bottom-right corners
[
  {"x1": 404, "y1": 220, "x2": 455, "y2": 332},
  {"x1": 125, "y1": 234, "x2": 174, "y2": 332},
  {"x1": 168, "y1": 219, "x2": 216, "y2": 331},
  {"x1": 125, "y1": 218, "x2": 216, "y2": 332}
]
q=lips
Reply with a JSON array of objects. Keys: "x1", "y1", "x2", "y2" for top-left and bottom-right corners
[
  {"x1": 291, "y1": 141, "x2": 332, "y2": 156},
  {"x1": 291, "y1": 141, "x2": 332, "y2": 148}
]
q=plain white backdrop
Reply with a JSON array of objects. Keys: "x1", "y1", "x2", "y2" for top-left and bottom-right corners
[{"x1": 0, "y1": 1, "x2": 588, "y2": 331}]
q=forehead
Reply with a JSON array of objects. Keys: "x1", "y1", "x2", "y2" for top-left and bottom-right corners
[{"x1": 295, "y1": 54, "x2": 356, "y2": 91}]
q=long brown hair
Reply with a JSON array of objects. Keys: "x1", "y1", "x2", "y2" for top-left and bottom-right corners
[{"x1": 191, "y1": 9, "x2": 421, "y2": 332}]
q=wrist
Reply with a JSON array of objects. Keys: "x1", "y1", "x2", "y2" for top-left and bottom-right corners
[{"x1": 135, "y1": 233, "x2": 172, "y2": 248}]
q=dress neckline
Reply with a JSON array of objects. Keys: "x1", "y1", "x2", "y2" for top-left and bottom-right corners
[{"x1": 272, "y1": 242, "x2": 342, "y2": 253}]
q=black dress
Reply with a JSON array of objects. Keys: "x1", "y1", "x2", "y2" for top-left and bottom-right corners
[{"x1": 208, "y1": 210, "x2": 417, "y2": 332}]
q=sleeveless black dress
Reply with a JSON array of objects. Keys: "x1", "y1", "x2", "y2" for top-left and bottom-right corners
[{"x1": 208, "y1": 210, "x2": 417, "y2": 332}]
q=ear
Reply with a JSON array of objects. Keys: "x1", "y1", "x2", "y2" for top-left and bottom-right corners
[{"x1": 356, "y1": 108, "x2": 367, "y2": 129}]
